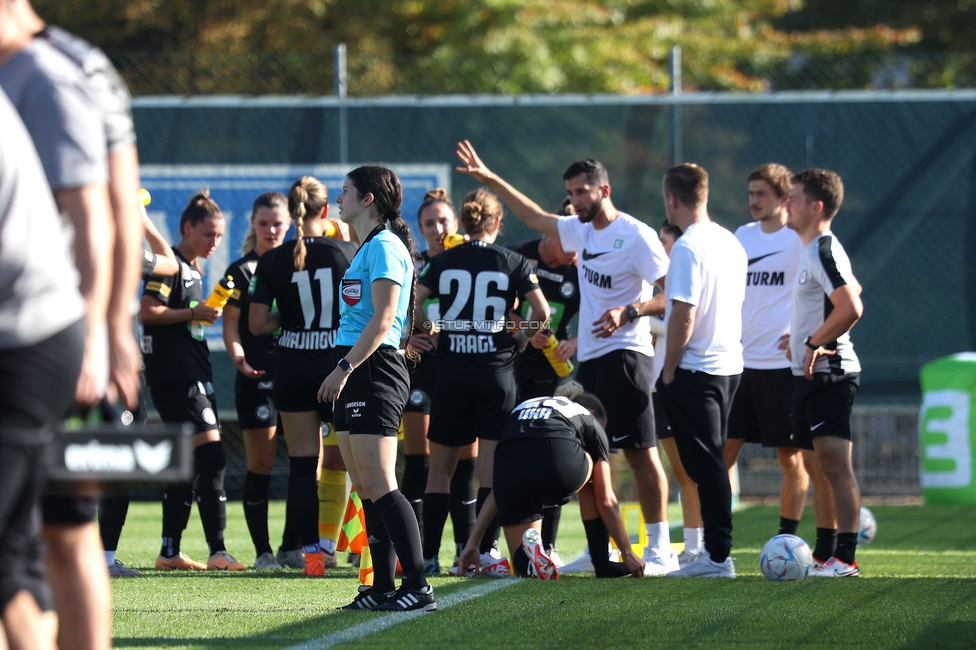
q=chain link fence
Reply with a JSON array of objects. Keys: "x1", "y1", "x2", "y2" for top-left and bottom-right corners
[{"x1": 110, "y1": 50, "x2": 976, "y2": 97}]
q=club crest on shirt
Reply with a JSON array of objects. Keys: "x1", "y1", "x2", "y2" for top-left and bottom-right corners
[
  {"x1": 560, "y1": 281, "x2": 575, "y2": 298},
  {"x1": 341, "y1": 279, "x2": 362, "y2": 306},
  {"x1": 798, "y1": 270, "x2": 808, "y2": 284}
]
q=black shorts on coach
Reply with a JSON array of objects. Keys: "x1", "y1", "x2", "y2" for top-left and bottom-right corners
[
  {"x1": 728, "y1": 368, "x2": 796, "y2": 447},
  {"x1": 333, "y1": 345, "x2": 409, "y2": 436},
  {"x1": 576, "y1": 349, "x2": 657, "y2": 449},
  {"x1": 493, "y1": 437, "x2": 590, "y2": 526}
]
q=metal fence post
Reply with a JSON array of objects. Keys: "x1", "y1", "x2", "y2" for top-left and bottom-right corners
[
  {"x1": 671, "y1": 45, "x2": 682, "y2": 166},
  {"x1": 335, "y1": 43, "x2": 348, "y2": 165}
]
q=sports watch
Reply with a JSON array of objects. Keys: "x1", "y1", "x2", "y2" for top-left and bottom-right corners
[{"x1": 626, "y1": 305, "x2": 640, "y2": 322}]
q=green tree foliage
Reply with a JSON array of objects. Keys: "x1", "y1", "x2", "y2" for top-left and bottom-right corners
[{"x1": 33, "y1": 0, "x2": 919, "y2": 94}]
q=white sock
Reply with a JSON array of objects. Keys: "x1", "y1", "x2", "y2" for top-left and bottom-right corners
[
  {"x1": 645, "y1": 521, "x2": 672, "y2": 557},
  {"x1": 320, "y1": 539, "x2": 337, "y2": 555},
  {"x1": 684, "y1": 527, "x2": 704, "y2": 554},
  {"x1": 104, "y1": 550, "x2": 116, "y2": 567}
]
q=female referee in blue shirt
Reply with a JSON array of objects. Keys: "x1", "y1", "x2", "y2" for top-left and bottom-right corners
[{"x1": 318, "y1": 166, "x2": 435, "y2": 612}]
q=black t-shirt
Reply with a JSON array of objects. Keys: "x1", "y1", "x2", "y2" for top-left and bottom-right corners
[
  {"x1": 142, "y1": 248, "x2": 211, "y2": 385},
  {"x1": 224, "y1": 251, "x2": 275, "y2": 373},
  {"x1": 418, "y1": 240, "x2": 539, "y2": 373},
  {"x1": 250, "y1": 237, "x2": 357, "y2": 362},
  {"x1": 508, "y1": 239, "x2": 580, "y2": 377},
  {"x1": 500, "y1": 395, "x2": 610, "y2": 462}
]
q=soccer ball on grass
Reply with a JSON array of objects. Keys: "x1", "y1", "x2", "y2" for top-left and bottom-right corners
[{"x1": 759, "y1": 534, "x2": 813, "y2": 582}]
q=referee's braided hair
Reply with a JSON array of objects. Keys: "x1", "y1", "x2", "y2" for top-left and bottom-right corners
[
  {"x1": 288, "y1": 176, "x2": 329, "y2": 271},
  {"x1": 346, "y1": 166, "x2": 419, "y2": 358}
]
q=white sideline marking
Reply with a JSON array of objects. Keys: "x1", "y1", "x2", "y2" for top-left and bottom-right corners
[{"x1": 282, "y1": 579, "x2": 517, "y2": 650}]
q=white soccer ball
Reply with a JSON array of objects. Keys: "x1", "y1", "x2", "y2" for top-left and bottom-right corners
[
  {"x1": 759, "y1": 534, "x2": 813, "y2": 582},
  {"x1": 858, "y1": 506, "x2": 877, "y2": 545}
]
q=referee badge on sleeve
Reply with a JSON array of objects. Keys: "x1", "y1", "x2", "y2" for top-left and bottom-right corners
[{"x1": 341, "y1": 279, "x2": 362, "y2": 306}]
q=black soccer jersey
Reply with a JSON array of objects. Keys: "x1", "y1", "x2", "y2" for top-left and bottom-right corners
[
  {"x1": 508, "y1": 239, "x2": 580, "y2": 380},
  {"x1": 501, "y1": 396, "x2": 610, "y2": 463},
  {"x1": 250, "y1": 237, "x2": 356, "y2": 358},
  {"x1": 410, "y1": 250, "x2": 439, "y2": 383},
  {"x1": 142, "y1": 248, "x2": 211, "y2": 385},
  {"x1": 224, "y1": 251, "x2": 275, "y2": 373},
  {"x1": 418, "y1": 240, "x2": 540, "y2": 372}
]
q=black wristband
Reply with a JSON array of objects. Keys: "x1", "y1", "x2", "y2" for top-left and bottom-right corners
[
  {"x1": 804, "y1": 336, "x2": 819, "y2": 351},
  {"x1": 626, "y1": 305, "x2": 639, "y2": 322}
]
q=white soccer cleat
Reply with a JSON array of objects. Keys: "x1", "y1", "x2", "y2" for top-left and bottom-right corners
[
  {"x1": 522, "y1": 528, "x2": 559, "y2": 580},
  {"x1": 676, "y1": 548, "x2": 701, "y2": 568},
  {"x1": 254, "y1": 552, "x2": 282, "y2": 570},
  {"x1": 666, "y1": 553, "x2": 735, "y2": 578},
  {"x1": 810, "y1": 556, "x2": 859, "y2": 578},
  {"x1": 480, "y1": 552, "x2": 512, "y2": 577}
]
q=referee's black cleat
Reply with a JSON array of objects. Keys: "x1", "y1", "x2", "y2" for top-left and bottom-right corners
[
  {"x1": 338, "y1": 585, "x2": 392, "y2": 610},
  {"x1": 374, "y1": 585, "x2": 436, "y2": 612}
]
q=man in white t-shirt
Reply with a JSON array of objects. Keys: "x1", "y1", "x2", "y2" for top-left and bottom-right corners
[
  {"x1": 455, "y1": 140, "x2": 679, "y2": 574},
  {"x1": 786, "y1": 168, "x2": 863, "y2": 578},
  {"x1": 724, "y1": 164, "x2": 810, "y2": 540},
  {"x1": 655, "y1": 164, "x2": 746, "y2": 579}
]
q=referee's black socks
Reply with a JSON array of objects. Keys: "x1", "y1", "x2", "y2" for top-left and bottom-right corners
[
  {"x1": 374, "y1": 490, "x2": 427, "y2": 589},
  {"x1": 362, "y1": 498, "x2": 396, "y2": 594},
  {"x1": 244, "y1": 471, "x2": 273, "y2": 556},
  {"x1": 195, "y1": 441, "x2": 228, "y2": 554}
]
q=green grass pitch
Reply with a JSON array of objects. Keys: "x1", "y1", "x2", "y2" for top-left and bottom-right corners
[{"x1": 108, "y1": 501, "x2": 976, "y2": 649}]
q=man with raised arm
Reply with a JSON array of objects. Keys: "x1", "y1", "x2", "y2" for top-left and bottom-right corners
[{"x1": 455, "y1": 140, "x2": 678, "y2": 574}]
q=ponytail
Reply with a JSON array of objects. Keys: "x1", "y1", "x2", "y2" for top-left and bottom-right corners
[
  {"x1": 288, "y1": 177, "x2": 328, "y2": 271},
  {"x1": 241, "y1": 227, "x2": 257, "y2": 255}
]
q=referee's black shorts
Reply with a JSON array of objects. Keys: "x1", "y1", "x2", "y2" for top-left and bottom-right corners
[
  {"x1": 333, "y1": 346, "x2": 409, "y2": 436},
  {"x1": 493, "y1": 437, "x2": 590, "y2": 527},
  {"x1": 728, "y1": 368, "x2": 797, "y2": 447},
  {"x1": 427, "y1": 365, "x2": 518, "y2": 446},
  {"x1": 577, "y1": 349, "x2": 657, "y2": 450}
]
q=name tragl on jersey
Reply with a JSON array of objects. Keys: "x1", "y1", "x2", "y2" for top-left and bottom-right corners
[{"x1": 419, "y1": 241, "x2": 538, "y2": 365}]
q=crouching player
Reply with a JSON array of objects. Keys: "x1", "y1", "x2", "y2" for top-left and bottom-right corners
[{"x1": 457, "y1": 389, "x2": 644, "y2": 579}]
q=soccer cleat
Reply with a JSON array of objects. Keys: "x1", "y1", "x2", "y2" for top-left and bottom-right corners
[
  {"x1": 276, "y1": 548, "x2": 305, "y2": 569},
  {"x1": 522, "y1": 528, "x2": 559, "y2": 580},
  {"x1": 108, "y1": 559, "x2": 140, "y2": 577},
  {"x1": 480, "y1": 552, "x2": 512, "y2": 577},
  {"x1": 207, "y1": 551, "x2": 246, "y2": 571},
  {"x1": 323, "y1": 551, "x2": 339, "y2": 569},
  {"x1": 375, "y1": 585, "x2": 437, "y2": 612},
  {"x1": 548, "y1": 548, "x2": 565, "y2": 568},
  {"x1": 254, "y1": 552, "x2": 282, "y2": 570},
  {"x1": 338, "y1": 585, "x2": 391, "y2": 611},
  {"x1": 423, "y1": 556, "x2": 440, "y2": 576},
  {"x1": 155, "y1": 553, "x2": 206, "y2": 571},
  {"x1": 676, "y1": 549, "x2": 701, "y2": 568},
  {"x1": 302, "y1": 551, "x2": 326, "y2": 576},
  {"x1": 666, "y1": 553, "x2": 735, "y2": 578},
  {"x1": 643, "y1": 550, "x2": 680, "y2": 576},
  {"x1": 810, "y1": 556, "x2": 859, "y2": 578}
]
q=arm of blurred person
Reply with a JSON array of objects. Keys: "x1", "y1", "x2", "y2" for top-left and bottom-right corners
[
  {"x1": 105, "y1": 144, "x2": 143, "y2": 408},
  {"x1": 56, "y1": 184, "x2": 114, "y2": 406},
  {"x1": 142, "y1": 205, "x2": 179, "y2": 277},
  {"x1": 140, "y1": 294, "x2": 220, "y2": 326},
  {"x1": 457, "y1": 491, "x2": 497, "y2": 577},
  {"x1": 247, "y1": 301, "x2": 281, "y2": 337}
]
